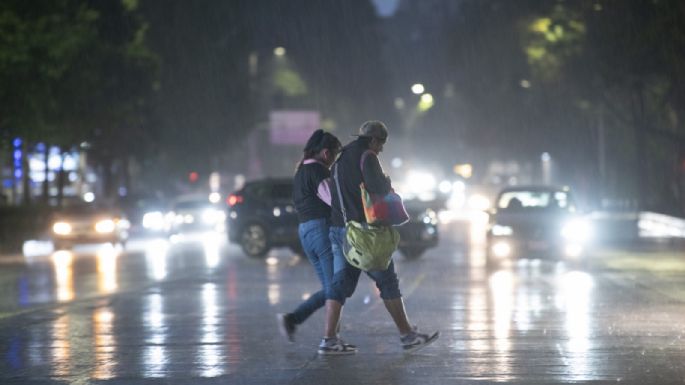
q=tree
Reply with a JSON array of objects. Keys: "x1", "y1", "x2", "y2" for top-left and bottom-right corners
[
  {"x1": 446, "y1": 0, "x2": 685, "y2": 214},
  {"x1": 0, "y1": 0, "x2": 158, "y2": 204},
  {"x1": 0, "y1": 0, "x2": 100, "y2": 204},
  {"x1": 523, "y1": 0, "x2": 685, "y2": 213}
]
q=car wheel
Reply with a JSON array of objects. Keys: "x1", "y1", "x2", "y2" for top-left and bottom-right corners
[
  {"x1": 240, "y1": 224, "x2": 270, "y2": 257},
  {"x1": 399, "y1": 246, "x2": 426, "y2": 259}
]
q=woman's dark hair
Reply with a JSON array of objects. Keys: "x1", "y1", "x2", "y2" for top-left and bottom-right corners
[{"x1": 297, "y1": 129, "x2": 342, "y2": 169}]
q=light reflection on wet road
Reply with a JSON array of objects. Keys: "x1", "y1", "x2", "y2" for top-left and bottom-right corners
[{"x1": 0, "y1": 224, "x2": 684, "y2": 384}]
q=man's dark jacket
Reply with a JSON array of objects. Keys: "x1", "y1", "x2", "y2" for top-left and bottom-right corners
[{"x1": 330, "y1": 138, "x2": 391, "y2": 227}]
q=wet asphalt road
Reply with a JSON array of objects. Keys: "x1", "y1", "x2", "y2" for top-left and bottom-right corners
[{"x1": 0, "y1": 222, "x2": 684, "y2": 384}]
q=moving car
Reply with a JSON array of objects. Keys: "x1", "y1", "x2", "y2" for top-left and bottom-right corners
[
  {"x1": 50, "y1": 202, "x2": 130, "y2": 250},
  {"x1": 168, "y1": 196, "x2": 226, "y2": 236},
  {"x1": 226, "y1": 178, "x2": 301, "y2": 257},
  {"x1": 118, "y1": 194, "x2": 169, "y2": 235},
  {"x1": 397, "y1": 200, "x2": 439, "y2": 258},
  {"x1": 227, "y1": 178, "x2": 439, "y2": 258},
  {"x1": 485, "y1": 185, "x2": 591, "y2": 268}
]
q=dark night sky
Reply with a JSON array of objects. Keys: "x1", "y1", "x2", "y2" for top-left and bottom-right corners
[{"x1": 2, "y1": 0, "x2": 683, "y2": 213}]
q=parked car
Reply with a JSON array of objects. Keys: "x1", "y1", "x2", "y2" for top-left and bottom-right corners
[
  {"x1": 485, "y1": 185, "x2": 592, "y2": 268},
  {"x1": 227, "y1": 178, "x2": 439, "y2": 258},
  {"x1": 50, "y1": 202, "x2": 130, "y2": 250}
]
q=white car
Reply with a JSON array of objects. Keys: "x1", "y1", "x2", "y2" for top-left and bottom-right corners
[
  {"x1": 51, "y1": 204, "x2": 130, "y2": 250},
  {"x1": 486, "y1": 186, "x2": 591, "y2": 268}
]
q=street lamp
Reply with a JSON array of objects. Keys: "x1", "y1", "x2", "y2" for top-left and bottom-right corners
[
  {"x1": 273, "y1": 47, "x2": 286, "y2": 57},
  {"x1": 541, "y1": 152, "x2": 551, "y2": 185},
  {"x1": 394, "y1": 97, "x2": 405, "y2": 110},
  {"x1": 418, "y1": 93, "x2": 434, "y2": 112},
  {"x1": 411, "y1": 83, "x2": 425, "y2": 95}
]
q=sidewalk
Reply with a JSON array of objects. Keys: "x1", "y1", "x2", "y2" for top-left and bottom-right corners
[{"x1": 593, "y1": 241, "x2": 685, "y2": 272}]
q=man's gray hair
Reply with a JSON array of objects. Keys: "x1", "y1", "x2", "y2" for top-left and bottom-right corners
[{"x1": 357, "y1": 120, "x2": 389, "y2": 140}]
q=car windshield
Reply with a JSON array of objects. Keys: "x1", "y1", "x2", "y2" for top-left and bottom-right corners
[
  {"x1": 244, "y1": 181, "x2": 292, "y2": 200},
  {"x1": 58, "y1": 204, "x2": 98, "y2": 214},
  {"x1": 497, "y1": 190, "x2": 572, "y2": 211},
  {"x1": 174, "y1": 201, "x2": 214, "y2": 210},
  {"x1": 271, "y1": 183, "x2": 293, "y2": 199}
]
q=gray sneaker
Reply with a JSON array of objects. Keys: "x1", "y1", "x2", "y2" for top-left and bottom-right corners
[
  {"x1": 276, "y1": 313, "x2": 296, "y2": 342},
  {"x1": 401, "y1": 328, "x2": 439, "y2": 353},
  {"x1": 318, "y1": 337, "x2": 357, "y2": 355}
]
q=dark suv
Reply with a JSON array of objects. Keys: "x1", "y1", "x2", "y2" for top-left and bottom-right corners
[
  {"x1": 227, "y1": 178, "x2": 301, "y2": 257},
  {"x1": 227, "y1": 178, "x2": 439, "y2": 258}
]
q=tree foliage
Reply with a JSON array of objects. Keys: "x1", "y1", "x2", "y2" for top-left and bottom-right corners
[
  {"x1": 448, "y1": 0, "x2": 685, "y2": 214},
  {"x1": 0, "y1": 0, "x2": 158, "y2": 201}
]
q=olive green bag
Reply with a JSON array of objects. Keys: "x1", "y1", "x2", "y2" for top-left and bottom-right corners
[
  {"x1": 334, "y1": 163, "x2": 400, "y2": 272},
  {"x1": 344, "y1": 220, "x2": 399, "y2": 271}
]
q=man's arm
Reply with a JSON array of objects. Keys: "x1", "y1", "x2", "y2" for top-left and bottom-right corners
[{"x1": 362, "y1": 152, "x2": 391, "y2": 195}]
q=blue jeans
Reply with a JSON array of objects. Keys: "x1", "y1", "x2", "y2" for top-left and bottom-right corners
[
  {"x1": 289, "y1": 218, "x2": 335, "y2": 325},
  {"x1": 328, "y1": 226, "x2": 401, "y2": 304}
]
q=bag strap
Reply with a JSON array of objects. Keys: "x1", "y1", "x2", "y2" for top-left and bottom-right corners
[{"x1": 333, "y1": 162, "x2": 348, "y2": 223}]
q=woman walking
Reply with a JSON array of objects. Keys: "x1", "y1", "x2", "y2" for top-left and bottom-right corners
[{"x1": 277, "y1": 129, "x2": 355, "y2": 353}]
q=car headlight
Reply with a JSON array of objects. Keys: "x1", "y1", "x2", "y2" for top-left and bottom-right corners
[
  {"x1": 492, "y1": 241, "x2": 512, "y2": 258},
  {"x1": 143, "y1": 211, "x2": 165, "y2": 230},
  {"x1": 419, "y1": 209, "x2": 438, "y2": 225},
  {"x1": 406, "y1": 171, "x2": 437, "y2": 194},
  {"x1": 117, "y1": 218, "x2": 130, "y2": 230},
  {"x1": 53, "y1": 222, "x2": 72, "y2": 235},
  {"x1": 95, "y1": 219, "x2": 116, "y2": 233},
  {"x1": 202, "y1": 209, "x2": 225, "y2": 224},
  {"x1": 561, "y1": 219, "x2": 591, "y2": 241},
  {"x1": 468, "y1": 194, "x2": 491, "y2": 211},
  {"x1": 491, "y1": 224, "x2": 513, "y2": 236},
  {"x1": 564, "y1": 243, "x2": 583, "y2": 258}
]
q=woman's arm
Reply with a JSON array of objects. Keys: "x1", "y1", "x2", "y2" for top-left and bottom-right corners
[{"x1": 316, "y1": 178, "x2": 332, "y2": 206}]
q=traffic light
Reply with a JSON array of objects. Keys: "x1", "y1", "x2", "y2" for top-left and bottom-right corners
[{"x1": 189, "y1": 171, "x2": 199, "y2": 183}]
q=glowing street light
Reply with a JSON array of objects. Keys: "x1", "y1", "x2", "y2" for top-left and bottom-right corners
[
  {"x1": 418, "y1": 93, "x2": 434, "y2": 112},
  {"x1": 273, "y1": 47, "x2": 286, "y2": 57},
  {"x1": 411, "y1": 83, "x2": 425, "y2": 95},
  {"x1": 541, "y1": 152, "x2": 552, "y2": 184},
  {"x1": 394, "y1": 97, "x2": 405, "y2": 110}
]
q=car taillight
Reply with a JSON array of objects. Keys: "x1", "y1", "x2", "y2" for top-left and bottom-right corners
[{"x1": 227, "y1": 194, "x2": 243, "y2": 207}]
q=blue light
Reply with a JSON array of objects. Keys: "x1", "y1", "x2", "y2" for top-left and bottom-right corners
[
  {"x1": 13, "y1": 150, "x2": 22, "y2": 161},
  {"x1": 14, "y1": 169, "x2": 22, "y2": 179},
  {"x1": 12, "y1": 138, "x2": 22, "y2": 148},
  {"x1": 35, "y1": 142, "x2": 46, "y2": 152}
]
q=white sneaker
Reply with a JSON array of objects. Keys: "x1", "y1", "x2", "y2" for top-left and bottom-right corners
[
  {"x1": 317, "y1": 337, "x2": 357, "y2": 355},
  {"x1": 401, "y1": 328, "x2": 439, "y2": 353}
]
